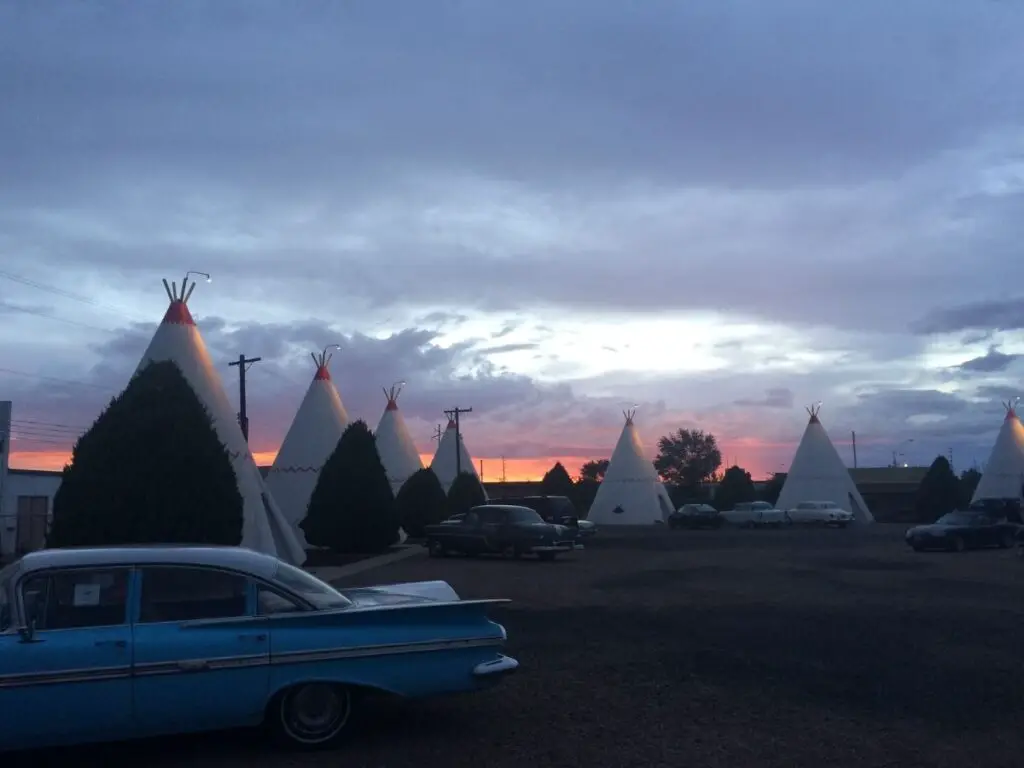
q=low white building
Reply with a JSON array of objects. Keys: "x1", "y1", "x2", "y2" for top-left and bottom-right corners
[
  {"x1": 1, "y1": 400, "x2": 62, "y2": 558},
  {"x1": 0, "y1": 469, "x2": 61, "y2": 558}
]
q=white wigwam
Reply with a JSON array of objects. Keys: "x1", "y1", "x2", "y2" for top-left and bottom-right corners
[
  {"x1": 133, "y1": 275, "x2": 306, "y2": 564},
  {"x1": 587, "y1": 409, "x2": 674, "y2": 525},
  {"x1": 374, "y1": 384, "x2": 424, "y2": 495},
  {"x1": 430, "y1": 419, "x2": 484, "y2": 495},
  {"x1": 971, "y1": 401, "x2": 1024, "y2": 502},
  {"x1": 265, "y1": 350, "x2": 351, "y2": 548},
  {"x1": 775, "y1": 404, "x2": 873, "y2": 523}
]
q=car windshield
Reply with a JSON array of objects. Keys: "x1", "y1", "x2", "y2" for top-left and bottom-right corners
[
  {"x1": 273, "y1": 562, "x2": 352, "y2": 610},
  {"x1": 936, "y1": 513, "x2": 975, "y2": 526},
  {"x1": 506, "y1": 508, "x2": 544, "y2": 523}
]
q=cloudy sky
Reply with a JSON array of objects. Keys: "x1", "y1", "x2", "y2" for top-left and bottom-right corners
[{"x1": 2, "y1": 0, "x2": 1023, "y2": 480}]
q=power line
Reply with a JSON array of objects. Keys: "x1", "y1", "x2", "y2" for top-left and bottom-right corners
[
  {"x1": 0, "y1": 268, "x2": 140, "y2": 320},
  {"x1": 0, "y1": 365, "x2": 110, "y2": 390},
  {"x1": 0, "y1": 300, "x2": 118, "y2": 333}
]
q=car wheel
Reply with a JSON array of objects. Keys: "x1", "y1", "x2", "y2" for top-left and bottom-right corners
[
  {"x1": 427, "y1": 539, "x2": 446, "y2": 558},
  {"x1": 999, "y1": 532, "x2": 1014, "y2": 549},
  {"x1": 271, "y1": 683, "x2": 353, "y2": 749},
  {"x1": 948, "y1": 536, "x2": 965, "y2": 553}
]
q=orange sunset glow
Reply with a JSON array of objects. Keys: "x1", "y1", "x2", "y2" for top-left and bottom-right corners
[{"x1": 10, "y1": 446, "x2": 782, "y2": 481}]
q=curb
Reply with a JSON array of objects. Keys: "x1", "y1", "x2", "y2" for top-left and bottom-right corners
[{"x1": 308, "y1": 545, "x2": 424, "y2": 582}]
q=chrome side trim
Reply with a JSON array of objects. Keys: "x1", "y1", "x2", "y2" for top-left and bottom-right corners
[
  {"x1": 0, "y1": 664, "x2": 132, "y2": 689},
  {"x1": 270, "y1": 636, "x2": 504, "y2": 666},
  {"x1": 0, "y1": 635, "x2": 505, "y2": 689},
  {"x1": 133, "y1": 653, "x2": 269, "y2": 677}
]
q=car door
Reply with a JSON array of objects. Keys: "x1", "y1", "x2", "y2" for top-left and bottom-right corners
[
  {"x1": 459, "y1": 511, "x2": 483, "y2": 553},
  {"x1": 0, "y1": 567, "x2": 133, "y2": 751},
  {"x1": 132, "y1": 565, "x2": 270, "y2": 737},
  {"x1": 479, "y1": 508, "x2": 504, "y2": 552}
]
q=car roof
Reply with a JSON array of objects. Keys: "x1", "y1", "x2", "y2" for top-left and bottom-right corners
[
  {"x1": 470, "y1": 504, "x2": 540, "y2": 513},
  {"x1": 14, "y1": 546, "x2": 281, "y2": 579}
]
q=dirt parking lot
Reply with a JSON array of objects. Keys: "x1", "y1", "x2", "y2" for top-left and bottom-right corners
[{"x1": 20, "y1": 526, "x2": 1024, "y2": 768}]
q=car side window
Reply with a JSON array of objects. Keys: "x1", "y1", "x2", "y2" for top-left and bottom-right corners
[
  {"x1": 464, "y1": 511, "x2": 480, "y2": 525},
  {"x1": 139, "y1": 566, "x2": 250, "y2": 623},
  {"x1": 20, "y1": 569, "x2": 130, "y2": 630},
  {"x1": 257, "y1": 586, "x2": 305, "y2": 616}
]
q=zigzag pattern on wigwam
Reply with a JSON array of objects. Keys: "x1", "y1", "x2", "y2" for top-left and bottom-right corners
[
  {"x1": 264, "y1": 347, "x2": 350, "y2": 548},
  {"x1": 587, "y1": 409, "x2": 674, "y2": 525}
]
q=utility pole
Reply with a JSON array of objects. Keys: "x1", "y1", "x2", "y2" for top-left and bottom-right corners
[
  {"x1": 432, "y1": 425, "x2": 443, "y2": 443},
  {"x1": 228, "y1": 353, "x2": 261, "y2": 442},
  {"x1": 444, "y1": 406, "x2": 473, "y2": 476},
  {"x1": 851, "y1": 431, "x2": 857, "y2": 468},
  {"x1": 479, "y1": 459, "x2": 484, "y2": 481},
  {"x1": 501, "y1": 456, "x2": 506, "y2": 483}
]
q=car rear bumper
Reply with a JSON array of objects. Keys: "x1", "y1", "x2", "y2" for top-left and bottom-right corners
[
  {"x1": 473, "y1": 655, "x2": 520, "y2": 679},
  {"x1": 530, "y1": 544, "x2": 574, "y2": 553}
]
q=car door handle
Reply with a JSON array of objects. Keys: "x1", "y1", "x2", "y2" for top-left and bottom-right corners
[
  {"x1": 177, "y1": 659, "x2": 209, "y2": 672},
  {"x1": 95, "y1": 639, "x2": 127, "y2": 649}
]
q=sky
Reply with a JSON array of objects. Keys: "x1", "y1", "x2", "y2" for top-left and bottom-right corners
[{"x1": 2, "y1": 0, "x2": 1024, "y2": 481}]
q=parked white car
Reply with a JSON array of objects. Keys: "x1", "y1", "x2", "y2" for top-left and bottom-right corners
[
  {"x1": 784, "y1": 501, "x2": 854, "y2": 527},
  {"x1": 721, "y1": 501, "x2": 787, "y2": 528}
]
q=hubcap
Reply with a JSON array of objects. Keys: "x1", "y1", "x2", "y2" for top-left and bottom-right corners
[{"x1": 282, "y1": 684, "x2": 350, "y2": 743}]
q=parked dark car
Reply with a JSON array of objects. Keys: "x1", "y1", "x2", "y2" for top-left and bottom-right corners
[
  {"x1": 667, "y1": 504, "x2": 723, "y2": 530},
  {"x1": 498, "y1": 495, "x2": 596, "y2": 538},
  {"x1": 905, "y1": 510, "x2": 1022, "y2": 552},
  {"x1": 424, "y1": 505, "x2": 578, "y2": 560}
]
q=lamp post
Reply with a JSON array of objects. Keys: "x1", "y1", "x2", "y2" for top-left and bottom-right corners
[{"x1": 892, "y1": 438, "x2": 914, "y2": 468}]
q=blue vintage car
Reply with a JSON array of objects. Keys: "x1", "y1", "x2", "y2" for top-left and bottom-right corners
[{"x1": 0, "y1": 545, "x2": 517, "y2": 752}]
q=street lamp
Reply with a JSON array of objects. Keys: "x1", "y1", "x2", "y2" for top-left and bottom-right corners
[
  {"x1": 892, "y1": 438, "x2": 914, "y2": 467},
  {"x1": 322, "y1": 343, "x2": 341, "y2": 358},
  {"x1": 186, "y1": 270, "x2": 211, "y2": 283}
]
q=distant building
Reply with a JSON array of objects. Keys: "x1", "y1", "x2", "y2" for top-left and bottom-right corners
[{"x1": 0, "y1": 468, "x2": 61, "y2": 558}]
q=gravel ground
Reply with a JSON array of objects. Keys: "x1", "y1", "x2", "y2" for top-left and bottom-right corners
[{"x1": 14, "y1": 525, "x2": 1024, "y2": 767}]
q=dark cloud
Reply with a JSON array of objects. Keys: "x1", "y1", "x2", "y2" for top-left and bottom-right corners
[
  {"x1": 734, "y1": 388, "x2": 795, "y2": 409},
  {"x1": 953, "y1": 345, "x2": 1022, "y2": 374},
  {"x1": 911, "y1": 298, "x2": 1024, "y2": 335}
]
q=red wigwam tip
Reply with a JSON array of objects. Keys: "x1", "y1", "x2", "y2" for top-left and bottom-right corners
[
  {"x1": 314, "y1": 365, "x2": 331, "y2": 381},
  {"x1": 162, "y1": 300, "x2": 195, "y2": 326},
  {"x1": 808, "y1": 413, "x2": 820, "y2": 424},
  {"x1": 385, "y1": 399, "x2": 398, "y2": 411},
  {"x1": 446, "y1": 419, "x2": 456, "y2": 429},
  {"x1": 1006, "y1": 407, "x2": 1016, "y2": 421}
]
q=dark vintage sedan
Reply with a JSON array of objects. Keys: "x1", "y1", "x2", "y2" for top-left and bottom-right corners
[
  {"x1": 905, "y1": 511, "x2": 1022, "y2": 552},
  {"x1": 424, "y1": 505, "x2": 578, "y2": 560},
  {"x1": 667, "y1": 504, "x2": 724, "y2": 530}
]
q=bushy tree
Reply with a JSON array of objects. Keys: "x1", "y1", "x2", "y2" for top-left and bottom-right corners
[
  {"x1": 447, "y1": 471, "x2": 487, "y2": 517},
  {"x1": 302, "y1": 420, "x2": 399, "y2": 553},
  {"x1": 48, "y1": 361, "x2": 243, "y2": 548},
  {"x1": 914, "y1": 456, "x2": 960, "y2": 522},
  {"x1": 542, "y1": 462, "x2": 576, "y2": 498},
  {"x1": 655, "y1": 429, "x2": 722, "y2": 489},
  {"x1": 579, "y1": 459, "x2": 609, "y2": 482},
  {"x1": 396, "y1": 468, "x2": 448, "y2": 538},
  {"x1": 714, "y1": 465, "x2": 757, "y2": 511}
]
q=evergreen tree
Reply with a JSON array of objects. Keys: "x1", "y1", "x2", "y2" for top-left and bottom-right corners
[
  {"x1": 48, "y1": 360, "x2": 243, "y2": 548},
  {"x1": 958, "y1": 468, "x2": 982, "y2": 507},
  {"x1": 447, "y1": 471, "x2": 487, "y2": 517},
  {"x1": 914, "y1": 456, "x2": 960, "y2": 522},
  {"x1": 541, "y1": 462, "x2": 576, "y2": 498},
  {"x1": 396, "y1": 468, "x2": 448, "y2": 538},
  {"x1": 713, "y1": 465, "x2": 757, "y2": 511},
  {"x1": 302, "y1": 420, "x2": 399, "y2": 553}
]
